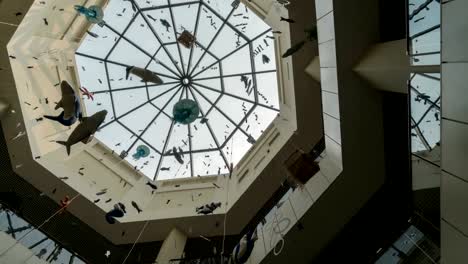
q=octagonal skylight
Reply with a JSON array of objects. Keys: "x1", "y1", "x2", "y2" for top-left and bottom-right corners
[{"x1": 75, "y1": 0, "x2": 280, "y2": 180}]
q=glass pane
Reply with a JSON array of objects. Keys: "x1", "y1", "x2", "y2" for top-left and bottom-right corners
[
  {"x1": 417, "y1": 107, "x2": 440, "y2": 149},
  {"x1": 77, "y1": 25, "x2": 120, "y2": 59},
  {"x1": 209, "y1": 24, "x2": 247, "y2": 59},
  {"x1": 143, "y1": 8, "x2": 177, "y2": 44},
  {"x1": 222, "y1": 129, "x2": 251, "y2": 165},
  {"x1": 108, "y1": 38, "x2": 152, "y2": 68},
  {"x1": 241, "y1": 105, "x2": 278, "y2": 140},
  {"x1": 195, "y1": 4, "x2": 223, "y2": 47},
  {"x1": 75, "y1": 55, "x2": 108, "y2": 93},
  {"x1": 228, "y1": 2, "x2": 269, "y2": 40},
  {"x1": 252, "y1": 33, "x2": 276, "y2": 72},
  {"x1": 95, "y1": 122, "x2": 136, "y2": 154},
  {"x1": 112, "y1": 87, "x2": 148, "y2": 117},
  {"x1": 103, "y1": 0, "x2": 137, "y2": 32},
  {"x1": 151, "y1": 86, "x2": 183, "y2": 117},
  {"x1": 134, "y1": 0, "x2": 168, "y2": 9},
  {"x1": 83, "y1": 92, "x2": 115, "y2": 124},
  {"x1": 119, "y1": 103, "x2": 159, "y2": 132},
  {"x1": 147, "y1": 50, "x2": 181, "y2": 79},
  {"x1": 222, "y1": 74, "x2": 255, "y2": 101},
  {"x1": 256, "y1": 72, "x2": 280, "y2": 109},
  {"x1": 220, "y1": 45, "x2": 252, "y2": 75},
  {"x1": 202, "y1": 0, "x2": 232, "y2": 19},
  {"x1": 192, "y1": 151, "x2": 229, "y2": 176},
  {"x1": 189, "y1": 45, "x2": 219, "y2": 78},
  {"x1": 125, "y1": 140, "x2": 161, "y2": 179},
  {"x1": 125, "y1": 14, "x2": 161, "y2": 55}
]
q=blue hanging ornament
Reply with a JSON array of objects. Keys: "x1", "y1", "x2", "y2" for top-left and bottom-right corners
[
  {"x1": 132, "y1": 145, "x2": 150, "y2": 160},
  {"x1": 173, "y1": 99, "x2": 200, "y2": 124},
  {"x1": 74, "y1": 5, "x2": 104, "y2": 25}
]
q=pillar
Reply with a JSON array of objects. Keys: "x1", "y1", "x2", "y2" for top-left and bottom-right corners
[{"x1": 155, "y1": 228, "x2": 187, "y2": 264}]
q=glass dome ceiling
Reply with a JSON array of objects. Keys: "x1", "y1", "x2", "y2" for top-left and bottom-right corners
[{"x1": 75, "y1": 0, "x2": 280, "y2": 180}]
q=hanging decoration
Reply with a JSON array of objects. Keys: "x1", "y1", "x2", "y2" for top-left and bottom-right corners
[
  {"x1": 132, "y1": 145, "x2": 150, "y2": 160},
  {"x1": 282, "y1": 25, "x2": 317, "y2": 58},
  {"x1": 74, "y1": 5, "x2": 104, "y2": 25},
  {"x1": 173, "y1": 99, "x2": 200, "y2": 124},
  {"x1": 284, "y1": 149, "x2": 320, "y2": 186},
  {"x1": 177, "y1": 30, "x2": 196, "y2": 48}
]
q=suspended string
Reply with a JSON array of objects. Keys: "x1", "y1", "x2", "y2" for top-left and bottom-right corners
[
  {"x1": 173, "y1": 160, "x2": 184, "y2": 179},
  {"x1": 221, "y1": 137, "x2": 234, "y2": 262},
  {"x1": 0, "y1": 193, "x2": 81, "y2": 256},
  {"x1": 121, "y1": 220, "x2": 150, "y2": 264}
]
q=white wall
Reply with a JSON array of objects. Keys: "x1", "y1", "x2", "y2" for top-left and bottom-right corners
[{"x1": 441, "y1": 0, "x2": 468, "y2": 262}]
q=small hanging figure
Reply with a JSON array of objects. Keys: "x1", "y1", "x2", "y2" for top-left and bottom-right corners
[
  {"x1": 80, "y1": 87, "x2": 94, "y2": 101},
  {"x1": 105, "y1": 203, "x2": 126, "y2": 224},
  {"x1": 59, "y1": 195, "x2": 70, "y2": 214}
]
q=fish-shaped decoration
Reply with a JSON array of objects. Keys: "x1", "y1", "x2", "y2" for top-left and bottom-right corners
[
  {"x1": 160, "y1": 19, "x2": 171, "y2": 32},
  {"x1": 126, "y1": 66, "x2": 164, "y2": 84},
  {"x1": 44, "y1": 81, "x2": 82, "y2": 126},
  {"x1": 282, "y1": 41, "x2": 305, "y2": 58},
  {"x1": 232, "y1": 229, "x2": 258, "y2": 264},
  {"x1": 56, "y1": 110, "x2": 107, "y2": 155},
  {"x1": 146, "y1": 181, "x2": 158, "y2": 190},
  {"x1": 173, "y1": 146, "x2": 184, "y2": 164},
  {"x1": 196, "y1": 202, "x2": 222, "y2": 215},
  {"x1": 240, "y1": 75, "x2": 249, "y2": 88},
  {"x1": 131, "y1": 201, "x2": 142, "y2": 213},
  {"x1": 86, "y1": 30, "x2": 99, "y2": 38},
  {"x1": 280, "y1": 17, "x2": 295, "y2": 23}
]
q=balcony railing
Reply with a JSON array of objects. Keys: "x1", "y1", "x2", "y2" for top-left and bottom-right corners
[{"x1": 0, "y1": 204, "x2": 87, "y2": 264}]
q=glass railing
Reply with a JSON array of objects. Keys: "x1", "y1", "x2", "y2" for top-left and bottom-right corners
[
  {"x1": 374, "y1": 224, "x2": 440, "y2": 264},
  {"x1": 0, "y1": 205, "x2": 86, "y2": 263}
]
